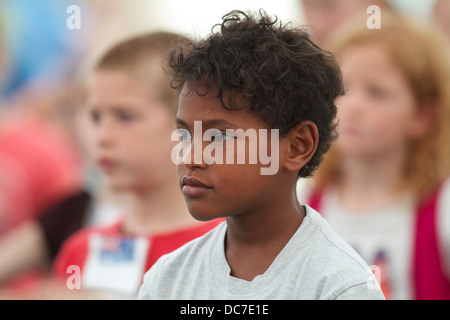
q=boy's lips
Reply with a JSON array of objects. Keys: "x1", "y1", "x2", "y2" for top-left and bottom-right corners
[
  {"x1": 97, "y1": 157, "x2": 118, "y2": 172},
  {"x1": 181, "y1": 176, "x2": 213, "y2": 197}
]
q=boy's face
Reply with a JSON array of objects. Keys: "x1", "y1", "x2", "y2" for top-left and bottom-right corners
[
  {"x1": 175, "y1": 83, "x2": 283, "y2": 221},
  {"x1": 335, "y1": 44, "x2": 427, "y2": 159},
  {"x1": 301, "y1": 0, "x2": 372, "y2": 48},
  {"x1": 85, "y1": 70, "x2": 176, "y2": 192}
]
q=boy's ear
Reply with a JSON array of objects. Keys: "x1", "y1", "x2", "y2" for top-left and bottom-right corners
[{"x1": 282, "y1": 121, "x2": 319, "y2": 173}]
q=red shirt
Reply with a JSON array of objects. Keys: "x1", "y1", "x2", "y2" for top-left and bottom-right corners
[
  {"x1": 53, "y1": 218, "x2": 223, "y2": 297},
  {"x1": 0, "y1": 118, "x2": 81, "y2": 235}
]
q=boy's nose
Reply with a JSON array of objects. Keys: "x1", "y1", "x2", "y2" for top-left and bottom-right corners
[
  {"x1": 94, "y1": 121, "x2": 116, "y2": 148},
  {"x1": 181, "y1": 141, "x2": 208, "y2": 170}
]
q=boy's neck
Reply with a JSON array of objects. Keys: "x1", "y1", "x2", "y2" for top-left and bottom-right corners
[
  {"x1": 226, "y1": 191, "x2": 304, "y2": 244},
  {"x1": 224, "y1": 183, "x2": 304, "y2": 281},
  {"x1": 122, "y1": 180, "x2": 199, "y2": 235}
]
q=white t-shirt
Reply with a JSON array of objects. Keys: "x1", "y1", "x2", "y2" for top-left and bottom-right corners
[
  {"x1": 138, "y1": 206, "x2": 385, "y2": 300},
  {"x1": 297, "y1": 177, "x2": 450, "y2": 300}
]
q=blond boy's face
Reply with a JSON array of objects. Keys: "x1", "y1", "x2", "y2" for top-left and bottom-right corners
[
  {"x1": 85, "y1": 70, "x2": 176, "y2": 192},
  {"x1": 335, "y1": 44, "x2": 427, "y2": 160}
]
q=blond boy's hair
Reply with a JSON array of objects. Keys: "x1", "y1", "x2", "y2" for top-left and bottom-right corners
[
  {"x1": 314, "y1": 13, "x2": 450, "y2": 198},
  {"x1": 95, "y1": 32, "x2": 191, "y2": 114}
]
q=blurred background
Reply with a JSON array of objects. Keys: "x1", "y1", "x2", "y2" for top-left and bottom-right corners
[{"x1": 0, "y1": 0, "x2": 448, "y2": 300}]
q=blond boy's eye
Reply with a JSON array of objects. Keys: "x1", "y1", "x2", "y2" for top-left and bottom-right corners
[
  {"x1": 117, "y1": 111, "x2": 135, "y2": 122},
  {"x1": 368, "y1": 86, "x2": 390, "y2": 100},
  {"x1": 90, "y1": 110, "x2": 100, "y2": 123}
]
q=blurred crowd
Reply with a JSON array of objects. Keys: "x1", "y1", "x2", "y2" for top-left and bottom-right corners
[{"x1": 0, "y1": 0, "x2": 449, "y2": 300}]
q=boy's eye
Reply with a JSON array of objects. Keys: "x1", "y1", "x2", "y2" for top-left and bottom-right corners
[
  {"x1": 90, "y1": 110, "x2": 101, "y2": 124},
  {"x1": 368, "y1": 86, "x2": 390, "y2": 100},
  {"x1": 116, "y1": 111, "x2": 135, "y2": 122},
  {"x1": 177, "y1": 128, "x2": 191, "y2": 142},
  {"x1": 208, "y1": 129, "x2": 234, "y2": 143}
]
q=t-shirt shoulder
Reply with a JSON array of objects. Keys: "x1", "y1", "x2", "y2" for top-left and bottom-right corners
[
  {"x1": 302, "y1": 206, "x2": 384, "y2": 299},
  {"x1": 138, "y1": 210, "x2": 384, "y2": 300},
  {"x1": 315, "y1": 209, "x2": 372, "y2": 270}
]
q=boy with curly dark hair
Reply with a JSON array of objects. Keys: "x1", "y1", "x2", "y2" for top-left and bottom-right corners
[{"x1": 138, "y1": 10, "x2": 385, "y2": 300}]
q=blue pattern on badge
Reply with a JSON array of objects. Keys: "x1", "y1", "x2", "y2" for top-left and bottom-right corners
[{"x1": 99, "y1": 237, "x2": 135, "y2": 263}]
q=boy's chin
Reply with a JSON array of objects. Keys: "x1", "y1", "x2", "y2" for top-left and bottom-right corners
[
  {"x1": 187, "y1": 207, "x2": 226, "y2": 222},
  {"x1": 108, "y1": 180, "x2": 142, "y2": 194},
  {"x1": 108, "y1": 181, "x2": 131, "y2": 192}
]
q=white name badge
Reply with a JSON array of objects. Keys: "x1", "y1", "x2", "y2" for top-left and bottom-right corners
[{"x1": 82, "y1": 234, "x2": 150, "y2": 297}]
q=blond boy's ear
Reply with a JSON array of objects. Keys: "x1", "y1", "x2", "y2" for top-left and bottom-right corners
[{"x1": 282, "y1": 121, "x2": 319, "y2": 173}]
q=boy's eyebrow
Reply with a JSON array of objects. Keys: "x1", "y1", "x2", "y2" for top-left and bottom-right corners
[
  {"x1": 175, "y1": 118, "x2": 238, "y2": 129},
  {"x1": 175, "y1": 117, "x2": 189, "y2": 127}
]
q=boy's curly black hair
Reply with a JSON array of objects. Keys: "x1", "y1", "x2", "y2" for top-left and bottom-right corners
[{"x1": 169, "y1": 9, "x2": 343, "y2": 178}]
